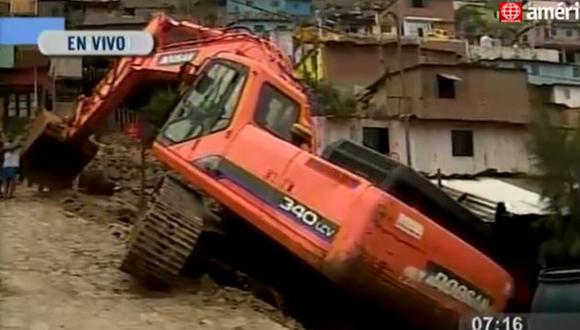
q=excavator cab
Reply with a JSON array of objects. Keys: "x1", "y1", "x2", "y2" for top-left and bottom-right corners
[{"x1": 154, "y1": 53, "x2": 315, "y2": 162}]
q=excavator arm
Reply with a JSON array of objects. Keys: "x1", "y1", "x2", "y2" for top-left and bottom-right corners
[{"x1": 20, "y1": 13, "x2": 303, "y2": 190}]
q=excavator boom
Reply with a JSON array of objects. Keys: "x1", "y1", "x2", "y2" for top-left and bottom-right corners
[{"x1": 20, "y1": 13, "x2": 304, "y2": 189}]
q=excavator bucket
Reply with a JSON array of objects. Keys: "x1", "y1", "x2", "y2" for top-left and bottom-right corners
[{"x1": 20, "y1": 110, "x2": 98, "y2": 191}]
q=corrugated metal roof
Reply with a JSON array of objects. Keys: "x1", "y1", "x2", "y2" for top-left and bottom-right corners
[
  {"x1": 529, "y1": 75, "x2": 580, "y2": 87},
  {"x1": 431, "y1": 177, "x2": 550, "y2": 222}
]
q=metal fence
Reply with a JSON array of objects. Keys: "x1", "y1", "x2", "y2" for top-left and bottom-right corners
[{"x1": 105, "y1": 106, "x2": 139, "y2": 132}]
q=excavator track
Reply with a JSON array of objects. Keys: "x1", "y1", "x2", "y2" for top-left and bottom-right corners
[{"x1": 120, "y1": 176, "x2": 204, "y2": 284}]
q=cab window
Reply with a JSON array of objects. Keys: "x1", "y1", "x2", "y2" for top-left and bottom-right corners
[
  {"x1": 162, "y1": 60, "x2": 247, "y2": 143},
  {"x1": 255, "y1": 84, "x2": 300, "y2": 142}
]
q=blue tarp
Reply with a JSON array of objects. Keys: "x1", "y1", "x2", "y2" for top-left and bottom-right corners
[{"x1": 0, "y1": 17, "x2": 65, "y2": 45}]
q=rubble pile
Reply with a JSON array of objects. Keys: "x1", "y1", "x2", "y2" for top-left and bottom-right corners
[
  {"x1": 50, "y1": 133, "x2": 168, "y2": 224},
  {"x1": 40, "y1": 133, "x2": 304, "y2": 328}
]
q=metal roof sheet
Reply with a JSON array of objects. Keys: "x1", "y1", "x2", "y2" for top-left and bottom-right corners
[{"x1": 431, "y1": 177, "x2": 550, "y2": 222}]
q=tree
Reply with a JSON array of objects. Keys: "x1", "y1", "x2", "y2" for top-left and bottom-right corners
[
  {"x1": 309, "y1": 83, "x2": 357, "y2": 117},
  {"x1": 140, "y1": 87, "x2": 180, "y2": 141},
  {"x1": 529, "y1": 96, "x2": 580, "y2": 267},
  {"x1": 455, "y1": 3, "x2": 522, "y2": 45}
]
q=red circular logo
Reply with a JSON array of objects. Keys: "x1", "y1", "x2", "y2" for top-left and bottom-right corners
[{"x1": 501, "y1": 3, "x2": 522, "y2": 21}]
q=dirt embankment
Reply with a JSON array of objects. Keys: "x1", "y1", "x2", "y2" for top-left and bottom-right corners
[
  {"x1": 12, "y1": 133, "x2": 305, "y2": 329},
  {"x1": 46, "y1": 134, "x2": 166, "y2": 225}
]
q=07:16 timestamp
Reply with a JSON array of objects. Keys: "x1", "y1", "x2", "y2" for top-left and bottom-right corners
[{"x1": 461, "y1": 315, "x2": 528, "y2": 330}]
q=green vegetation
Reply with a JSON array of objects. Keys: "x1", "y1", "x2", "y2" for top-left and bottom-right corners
[
  {"x1": 139, "y1": 87, "x2": 180, "y2": 143},
  {"x1": 303, "y1": 75, "x2": 357, "y2": 117},
  {"x1": 529, "y1": 99, "x2": 580, "y2": 266},
  {"x1": 2, "y1": 117, "x2": 29, "y2": 136},
  {"x1": 455, "y1": 2, "x2": 524, "y2": 45}
]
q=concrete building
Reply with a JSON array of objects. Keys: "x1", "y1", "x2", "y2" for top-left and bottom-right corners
[
  {"x1": 522, "y1": 1, "x2": 580, "y2": 64},
  {"x1": 226, "y1": 0, "x2": 312, "y2": 32},
  {"x1": 0, "y1": 46, "x2": 50, "y2": 129},
  {"x1": 296, "y1": 37, "x2": 468, "y2": 95},
  {"x1": 317, "y1": 63, "x2": 534, "y2": 176},
  {"x1": 392, "y1": 0, "x2": 456, "y2": 38},
  {"x1": 478, "y1": 59, "x2": 580, "y2": 108},
  {"x1": 8, "y1": 0, "x2": 37, "y2": 15},
  {"x1": 468, "y1": 45, "x2": 560, "y2": 63},
  {"x1": 227, "y1": 0, "x2": 312, "y2": 18},
  {"x1": 0, "y1": 0, "x2": 10, "y2": 14}
]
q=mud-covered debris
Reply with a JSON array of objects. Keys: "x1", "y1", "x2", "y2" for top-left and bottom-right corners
[
  {"x1": 78, "y1": 170, "x2": 117, "y2": 196},
  {"x1": 45, "y1": 133, "x2": 167, "y2": 224},
  {"x1": 199, "y1": 319, "x2": 213, "y2": 326},
  {"x1": 108, "y1": 223, "x2": 131, "y2": 240},
  {"x1": 199, "y1": 274, "x2": 220, "y2": 295}
]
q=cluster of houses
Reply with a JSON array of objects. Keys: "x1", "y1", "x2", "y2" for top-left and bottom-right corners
[{"x1": 1, "y1": 0, "x2": 580, "y2": 217}]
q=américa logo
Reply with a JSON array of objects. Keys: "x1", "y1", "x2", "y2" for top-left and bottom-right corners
[{"x1": 499, "y1": 1, "x2": 524, "y2": 23}]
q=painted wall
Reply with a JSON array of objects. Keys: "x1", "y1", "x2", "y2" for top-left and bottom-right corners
[
  {"x1": 0, "y1": 46, "x2": 15, "y2": 68},
  {"x1": 469, "y1": 46, "x2": 560, "y2": 63},
  {"x1": 408, "y1": 121, "x2": 533, "y2": 175},
  {"x1": 314, "y1": 117, "x2": 534, "y2": 175},
  {"x1": 226, "y1": 0, "x2": 311, "y2": 17},
  {"x1": 552, "y1": 85, "x2": 580, "y2": 108},
  {"x1": 482, "y1": 60, "x2": 580, "y2": 84},
  {"x1": 232, "y1": 19, "x2": 294, "y2": 32}
]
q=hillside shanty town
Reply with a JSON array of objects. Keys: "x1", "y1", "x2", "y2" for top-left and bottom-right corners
[{"x1": 2, "y1": 0, "x2": 580, "y2": 329}]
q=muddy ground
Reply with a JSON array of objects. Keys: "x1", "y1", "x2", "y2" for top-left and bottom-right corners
[
  {"x1": 0, "y1": 134, "x2": 420, "y2": 330},
  {"x1": 0, "y1": 134, "x2": 305, "y2": 330},
  {"x1": 0, "y1": 187, "x2": 303, "y2": 330}
]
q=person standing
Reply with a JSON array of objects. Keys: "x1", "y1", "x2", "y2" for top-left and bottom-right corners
[
  {"x1": 0, "y1": 131, "x2": 5, "y2": 196},
  {"x1": 2, "y1": 136, "x2": 21, "y2": 199}
]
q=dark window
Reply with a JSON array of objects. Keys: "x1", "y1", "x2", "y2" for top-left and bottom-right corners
[
  {"x1": 566, "y1": 52, "x2": 575, "y2": 63},
  {"x1": 255, "y1": 84, "x2": 300, "y2": 142},
  {"x1": 566, "y1": 29, "x2": 573, "y2": 37},
  {"x1": 162, "y1": 61, "x2": 247, "y2": 143},
  {"x1": 574, "y1": 66, "x2": 580, "y2": 77},
  {"x1": 452, "y1": 130, "x2": 474, "y2": 157},
  {"x1": 4, "y1": 93, "x2": 34, "y2": 118},
  {"x1": 346, "y1": 26, "x2": 358, "y2": 33},
  {"x1": 530, "y1": 64, "x2": 539, "y2": 75},
  {"x1": 410, "y1": 0, "x2": 426, "y2": 8},
  {"x1": 437, "y1": 75, "x2": 456, "y2": 99},
  {"x1": 276, "y1": 25, "x2": 288, "y2": 30},
  {"x1": 254, "y1": 25, "x2": 265, "y2": 32},
  {"x1": 417, "y1": 27, "x2": 424, "y2": 37},
  {"x1": 522, "y1": 34, "x2": 528, "y2": 43},
  {"x1": 563, "y1": 87, "x2": 571, "y2": 99},
  {"x1": 272, "y1": 0, "x2": 279, "y2": 7},
  {"x1": 123, "y1": 8, "x2": 135, "y2": 15},
  {"x1": 362, "y1": 127, "x2": 390, "y2": 154}
]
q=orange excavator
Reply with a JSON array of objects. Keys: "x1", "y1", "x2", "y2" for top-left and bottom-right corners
[{"x1": 20, "y1": 14, "x2": 514, "y2": 329}]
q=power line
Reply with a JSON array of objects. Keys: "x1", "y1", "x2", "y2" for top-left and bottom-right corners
[{"x1": 226, "y1": 0, "x2": 386, "y2": 39}]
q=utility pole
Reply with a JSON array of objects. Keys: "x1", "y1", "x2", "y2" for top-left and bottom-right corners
[{"x1": 378, "y1": 4, "x2": 411, "y2": 167}]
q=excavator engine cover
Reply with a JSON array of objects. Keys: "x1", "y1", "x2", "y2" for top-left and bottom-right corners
[
  {"x1": 321, "y1": 139, "x2": 495, "y2": 256},
  {"x1": 20, "y1": 111, "x2": 98, "y2": 190}
]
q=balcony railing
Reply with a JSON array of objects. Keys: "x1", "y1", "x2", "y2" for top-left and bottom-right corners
[{"x1": 469, "y1": 45, "x2": 560, "y2": 63}]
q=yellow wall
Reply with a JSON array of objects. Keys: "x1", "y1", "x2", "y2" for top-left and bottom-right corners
[{"x1": 294, "y1": 47, "x2": 324, "y2": 83}]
